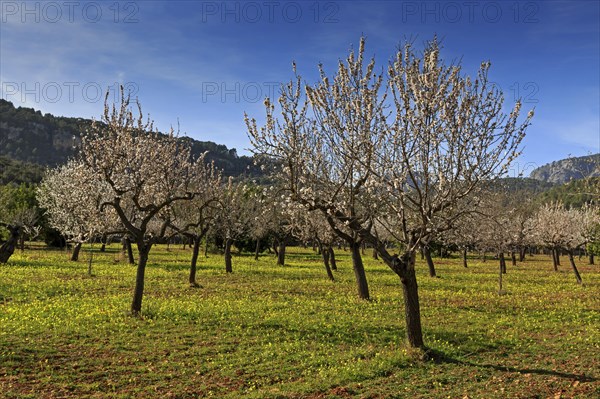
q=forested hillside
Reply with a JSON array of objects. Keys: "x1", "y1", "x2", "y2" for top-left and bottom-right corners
[{"x1": 0, "y1": 99, "x2": 259, "y2": 180}]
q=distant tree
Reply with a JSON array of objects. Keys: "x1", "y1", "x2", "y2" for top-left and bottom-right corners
[
  {"x1": 37, "y1": 160, "x2": 120, "y2": 262},
  {"x1": 0, "y1": 183, "x2": 41, "y2": 263},
  {"x1": 528, "y1": 202, "x2": 600, "y2": 284},
  {"x1": 214, "y1": 178, "x2": 254, "y2": 273},
  {"x1": 167, "y1": 161, "x2": 222, "y2": 287}
]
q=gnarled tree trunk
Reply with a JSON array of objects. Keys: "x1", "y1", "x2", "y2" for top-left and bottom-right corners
[{"x1": 462, "y1": 248, "x2": 468, "y2": 268}]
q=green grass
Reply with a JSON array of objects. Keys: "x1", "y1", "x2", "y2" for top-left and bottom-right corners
[{"x1": 1, "y1": 244, "x2": 598, "y2": 398}]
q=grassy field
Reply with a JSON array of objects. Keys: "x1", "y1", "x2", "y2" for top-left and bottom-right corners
[{"x1": 0, "y1": 244, "x2": 598, "y2": 398}]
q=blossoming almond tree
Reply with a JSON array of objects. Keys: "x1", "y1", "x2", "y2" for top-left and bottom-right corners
[
  {"x1": 528, "y1": 202, "x2": 600, "y2": 284},
  {"x1": 247, "y1": 37, "x2": 532, "y2": 348},
  {"x1": 37, "y1": 160, "x2": 121, "y2": 263},
  {"x1": 80, "y1": 89, "x2": 202, "y2": 315},
  {"x1": 214, "y1": 177, "x2": 254, "y2": 273},
  {"x1": 247, "y1": 41, "x2": 384, "y2": 300},
  {"x1": 166, "y1": 160, "x2": 222, "y2": 287}
]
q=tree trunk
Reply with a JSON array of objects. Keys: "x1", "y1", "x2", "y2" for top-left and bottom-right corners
[
  {"x1": 254, "y1": 238, "x2": 260, "y2": 260},
  {"x1": 224, "y1": 238, "x2": 233, "y2": 273},
  {"x1": 329, "y1": 246, "x2": 337, "y2": 271},
  {"x1": 552, "y1": 248, "x2": 559, "y2": 271},
  {"x1": 277, "y1": 240, "x2": 286, "y2": 266},
  {"x1": 350, "y1": 242, "x2": 370, "y2": 300},
  {"x1": 589, "y1": 253, "x2": 595, "y2": 265},
  {"x1": 100, "y1": 234, "x2": 107, "y2": 252},
  {"x1": 498, "y1": 255, "x2": 504, "y2": 294},
  {"x1": 0, "y1": 225, "x2": 20, "y2": 263},
  {"x1": 482, "y1": 251, "x2": 486, "y2": 262},
  {"x1": 19, "y1": 235, "x2": 25, "y2": 251},
  {"x1": 423, "y1": 246, "x2": 436, "y2": 277},
  {"x1": 321, "y1": 244, "x2": 335, "y2": 281},
  {"x1": 567, "y1": 250, "x2": 583, "y2": 284},
  {"x1": 124, "y1": 237, "x2": 135, "y2": 264},
  {"x1": 462, "y1": 248, "x2": 468, "y2": 268},
  {"x1": 71, "y1": 242, "x2": 82, "y2": 261},
  {"x1": 131, "y1": 242, "x2": 151, "y2": 315},
  {"x1": 394, "y1": 251, "x2": 424, "y2": 348},
  {"x1": 372, "y1": 247, "x2": 378, "y2": 260},
  {"x1": 189, "y1": 236, "x2": 202, "y2": 287},
  {"x1": 519, "y1": 247, "x2": 526, "y2": 262},
  {"x1": 554, "y1": 248, "x2": 561, "y2": 266},
  {"x1": 511, "y1": 251, "x2": 517, "y2": 266}
]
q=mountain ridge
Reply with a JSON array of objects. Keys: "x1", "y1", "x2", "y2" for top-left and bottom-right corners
[
  {"x1": 529, "y1": 153, "x2": 600, "y2": 184},
  {"x1": 0, "y1": 99, "x2": 259, "y2": 179}
]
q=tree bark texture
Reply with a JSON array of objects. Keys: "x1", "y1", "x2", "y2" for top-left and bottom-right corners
[
  {"x1": 350, "y1": 242, "x2": 370, "y2": 300},
  {"x1": 224, "y1": 238, "x2": 233, "y2": 273},
  {"x1": 424, "y1": 246, "x2": 436, "y2": 277},
  {"x1": 71, "y1": 242, "x2": 82, "y2": 261},
  {"x1": 131, "y1": 242, "x2": 151, "y2": 315}
]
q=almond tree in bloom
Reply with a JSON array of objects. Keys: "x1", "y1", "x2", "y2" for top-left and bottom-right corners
[
  {"x1": 80, "y1": 89, "x2": 202, "y2": 315},
  {"x1": 214, "y1": 177, "x2": 254, "y2": 273},
  {"x1": 247, "y1": 37, "x2": 532, "y2": 348},
  {"x1": 37, "y1": 160, "x2": 121, "y2": 262},
  {"x1": 247, "y1": 41, "x2": 384, "y2": 300},
  {"x1": 167, "y1": 161, "x2": 222, "y2": 287},
  {"x1": 528, "y1": 202, "x2": 600, "y2": 284}
]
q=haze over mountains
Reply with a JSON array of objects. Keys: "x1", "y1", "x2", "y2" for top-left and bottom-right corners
[{"x1": 1, "y1": 99, "x2": 598, "y2": 187}]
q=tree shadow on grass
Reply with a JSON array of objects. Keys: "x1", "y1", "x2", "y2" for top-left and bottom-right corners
[{"x1": 426, "y1": 348, "x2": 598, "y2": 382}]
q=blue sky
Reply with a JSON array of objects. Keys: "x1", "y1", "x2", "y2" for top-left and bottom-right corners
[{"x1": 1, "y1": 0, "x2": 599, "y2": 175}]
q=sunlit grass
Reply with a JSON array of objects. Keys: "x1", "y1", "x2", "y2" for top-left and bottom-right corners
[{"x1": 1, "y1": 244, "x2": 598, "y2": 398}]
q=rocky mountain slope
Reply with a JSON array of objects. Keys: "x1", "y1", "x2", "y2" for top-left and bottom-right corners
[{"x1": 529, "y1": 154, "x2": 600, "y2": 184}]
